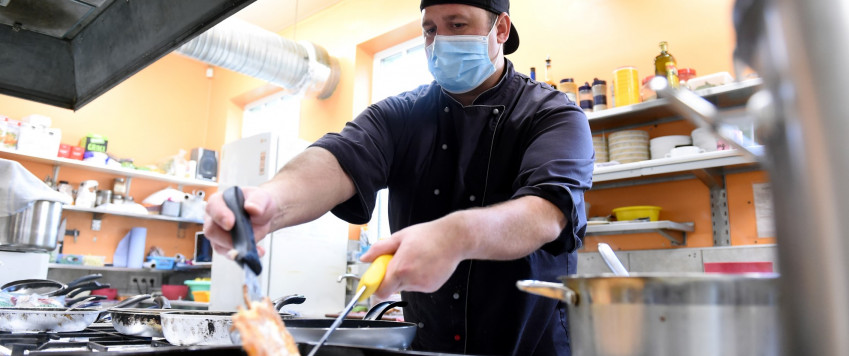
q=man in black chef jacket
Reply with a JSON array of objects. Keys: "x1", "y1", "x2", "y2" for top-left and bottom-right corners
[{"x1": 204, "y1": 0, "x2": 593, "y2": 354}]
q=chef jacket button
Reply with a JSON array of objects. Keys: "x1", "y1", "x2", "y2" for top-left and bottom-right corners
[
  {"x1": 454, "y1": 334, "x2": 461, "y2": 341},
  {"x1": 418, "y1": 322, "x2": 425, "y2": 328},
  {"x1": 442, "y1": 144, "x2": 448, "y2": 150},
  {"x1": 453, "y1": 292, "x2": 460, "y2": 299},
  {"x1": 492, "y1": 108, "x2": 500, "y2": 115},
  {"x1": 469, "y1": 195, "x2": 476, "y2": 202},
  {"x1": 444, "y1": 106, "x2": 450, "y2": 113},
  {"x1": 434, "y1": 189, "x2": 440, "y2": 196}
]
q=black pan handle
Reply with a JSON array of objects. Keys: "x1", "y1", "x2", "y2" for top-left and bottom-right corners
[
  {"x1": 364, "y1": 300, "x2": 408, "y2": 321},
  {"x1": 222, "y1": 186, "x2": 262, "y2": 275},
  {"x1": 65, "y1": 274, "x2": 103, "y2": 290},
  {"x1": 273, "y1": 294, "x2": 306, "y2": 311},
  {"x1": 64, "y1": 295, "x2": 107, "y2": 306},
  {"x1": 66, "y1": 282, "x2": 110, "y2": 298},
  {"x1": 151, "y1": 295, "x2": 172, "y2": 309}
]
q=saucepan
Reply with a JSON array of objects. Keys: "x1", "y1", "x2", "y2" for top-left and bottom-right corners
[
  {"x1": 517, "y1": 273, "x2": 780, "y2": 356},
  {"x1": 0, "y1": 200, "x2": 64, "y2": 252},
  {"x1": 0, "y1": 294, "x2": 151, "y2": 332},
  {"x1": 159, "y1": 294, "x2": 306, "y2": 345},
  {"x1": 229, "y1": 300, "x2": 415, "y2": 350}
]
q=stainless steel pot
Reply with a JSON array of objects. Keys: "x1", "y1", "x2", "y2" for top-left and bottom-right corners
[
  {"x1": 518, "y1": 273, "x2": 780, "y2": 356},
  {"x1": 0, "y1": 294, "x2": 151, "y2": 333},
  {"x1": 0, "y1": 200, "x2": 63, "y2": 252}
]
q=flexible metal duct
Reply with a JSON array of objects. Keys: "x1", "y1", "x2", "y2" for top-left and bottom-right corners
[{"x1": 177, "y1": 18, "x2": 340, "y2": 99}]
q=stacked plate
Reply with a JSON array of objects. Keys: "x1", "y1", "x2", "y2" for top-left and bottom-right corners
[
  {"x1": 608, "y1": 130, "x2": 649, "y2": 163},
  {"x1": 650, "y1": 135, "x2": 692, "y2": 159},
  {"x1": 691, "y1": 128, "x2": 718, "y2": 152},
  {"x1": 593, "y1": 136, "x2": 608, "y2": 163}
]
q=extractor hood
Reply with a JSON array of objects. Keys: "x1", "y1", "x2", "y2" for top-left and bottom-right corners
[{"x1": 0, "y1": 0, "x2": 255, "y2": 110}]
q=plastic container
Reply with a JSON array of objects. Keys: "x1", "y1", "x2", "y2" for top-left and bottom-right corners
[
  {"x1": 91, "y1": 288, "x2": 118, "y2": 300},
  {"x1": 161, "y1": 284, "x2": 189, "y2": 300},
  {"x1": 704, "y1": 262, "x2": 773, "y2": 274},
  {"x1": 147, "y1": 256, "x2": 176, "y2": 270},
  {"x1": 184, "y1": 279, "x2": 211, "y2": 292},
  {"x1": 191, "y1": 291, "x2": 210, "y2": 302},
  {"x1": 559, "y1": 78, "x2": 578, "y2": 104},
  {"x1": 612, "y1": 206, "x2": 662, "y2": 221},
  {"x1": 592, "y1": 78, "x2": 607, "y2": 111},
  {"x1": 678, "y1": 68, "x2": 696, "y2": 87}
]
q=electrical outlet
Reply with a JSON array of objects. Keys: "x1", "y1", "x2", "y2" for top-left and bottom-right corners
[
  {"x1": 129, "y1": 275, "x2": 159, "y2": 289},
  {"x1": 146, "y1": 276, "x2": 159, "y2": 289}
]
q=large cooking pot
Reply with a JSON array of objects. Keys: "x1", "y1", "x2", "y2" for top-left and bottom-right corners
[
  {"x1": 0, "y1": 200, "x2": 63, "y2": 252},
  {"x1": 517, "y1": 273, "x2": 780, "y2": 356}
]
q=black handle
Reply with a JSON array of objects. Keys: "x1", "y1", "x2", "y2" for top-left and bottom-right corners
[
  {"x1": 65, "y1": 274, "x2": 103, "y2": 290},
  {"x1": 364, "y1": 300, "x2": 408, "y2": 321},
  {"x1": 64, "y1": 295, "x2": 107, "y2": 306},
  {"x1": 222, "y1": 186, "x2": 262, "y2": 275},
  {"x1": 272, "y1": 294, "x2": 306, "y2": 311},
  {"x1": 66, "y1": 282, "x2": 111, "y2": 298}
]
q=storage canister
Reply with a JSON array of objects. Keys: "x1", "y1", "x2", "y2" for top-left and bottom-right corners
[
  {"x1": 578, "y1": 82, "x2": 594, "y2": 112},
  {"x1": 613, "y1": 66, "x2": 641, "y2": 107},
  {"x1": 591, "y1": 78, "x2": 607, "y2": 111}
]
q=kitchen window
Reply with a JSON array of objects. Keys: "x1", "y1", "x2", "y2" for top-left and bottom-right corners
[
  {"x1": 242, "y1": 92, "x2": 301, "y2": 140},
  {"x1": 367, "y1": 37, "x2": 433, "y2": 242}
]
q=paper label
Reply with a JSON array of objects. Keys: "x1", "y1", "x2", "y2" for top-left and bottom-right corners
[{"x1": 752, "y1": 183, "x2": 775, "y2": 238}]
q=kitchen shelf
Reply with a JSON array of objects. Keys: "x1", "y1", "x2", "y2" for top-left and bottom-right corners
[
  {"x1": 587, "y1": 78, "x2": 763, "y2": 131},
  {"x1": 0, "y1": 147, "x2": 217, "y2": 188},
  {"x1": 48, "y1": 263, "x2": 211, "y2": 272},
  {"x1": 586, "y1": 220, "x2": 694, "y2": 246},
  {"x1": 63, "y1": 205, "x2": 203, "y2": 224},
  {"x1": 593, "y1": 148, "x2": 759, "y2": 183}
]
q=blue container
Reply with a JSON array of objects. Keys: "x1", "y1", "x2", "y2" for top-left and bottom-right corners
[{"x1": 147, "y1": 256, "x2": 176, "y2": 270}]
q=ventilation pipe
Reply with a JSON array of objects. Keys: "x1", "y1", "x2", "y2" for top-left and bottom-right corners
[{"x1": 177, "y1": 18, "x2": 340, "y2": 99}]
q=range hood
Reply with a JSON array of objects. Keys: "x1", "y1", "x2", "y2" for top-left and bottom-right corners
[{"x1": 0, "y1": 0, "x2": 255, "y2": 110}]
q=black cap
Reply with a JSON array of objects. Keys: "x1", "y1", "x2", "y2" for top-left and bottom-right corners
[{"x1": 420, "y1": 0, "x2": 520, "y2": 55}]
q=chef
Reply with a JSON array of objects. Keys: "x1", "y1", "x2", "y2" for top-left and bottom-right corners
[{"x1": 203, "y1": 0, "x2": 593, "y2": 354}]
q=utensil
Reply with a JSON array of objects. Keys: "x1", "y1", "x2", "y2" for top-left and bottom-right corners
[
  {"x1": 307, "y1": 254, "x2": 393, "y2": 356},
  {"x1": 222, "y1": 186, "x2": 262, "y2": 303},
  {"x1": 517, "y1": 273, "x2": 779, "y2": 356},
  {"x1": 597, "y1": 243, "x2": 629, "y2": 276}
]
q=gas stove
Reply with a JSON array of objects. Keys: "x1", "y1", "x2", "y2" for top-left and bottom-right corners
[{"x1": 0, "y1": 324, "x2": 466, "y2": 356}]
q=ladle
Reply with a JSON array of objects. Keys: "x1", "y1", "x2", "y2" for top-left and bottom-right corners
[{"x1": 597, "y1": 243, "x2": 629, "y2": 276}]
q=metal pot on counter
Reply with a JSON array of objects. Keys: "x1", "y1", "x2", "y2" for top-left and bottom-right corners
[
  {"x1": 518, "y1": 273, "x2": 780, "y2": 356},
  {"x1": 0, "y1": 200, "x2": 63, "y2": 252}
]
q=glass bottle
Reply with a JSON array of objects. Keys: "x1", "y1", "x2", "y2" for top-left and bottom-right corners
[
  {"x1": 530, "y1": 67, "x2": 536, "y2": 81},
  {"x1": 544, "y1": 56, "x2": 557, "y2": 90},
  {"x1": 654, "y1": 41, "x2": 676, "y2": 78}
]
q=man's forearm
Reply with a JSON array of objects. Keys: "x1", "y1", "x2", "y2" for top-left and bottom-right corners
[
  {"x1": 452, "y1": 195, "x2": 567, "y2": 261},
  {"x1": 259, "y1": 147, "x2": 356, "y2": 231}
]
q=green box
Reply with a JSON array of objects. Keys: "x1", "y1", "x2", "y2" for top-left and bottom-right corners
[{"x1": 80, "y1": 134, "x2": 108, "y2": 153}]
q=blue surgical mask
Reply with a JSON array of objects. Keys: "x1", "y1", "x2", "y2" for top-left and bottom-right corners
[{"x1": 426, "y1": 22, "x2": 499, "y2": 94}]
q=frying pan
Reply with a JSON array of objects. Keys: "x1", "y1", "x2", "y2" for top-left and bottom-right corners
[
  {"x1": 0, "y1": 294, "x2": 151, "y2": 332},
  {"x1": 1, "y1": 273, "x2": 103, "y2": 297},
  {"x1": 229, "y1": 300, "x2": 415, "y2": 350},
  {"x1": 136, "y1": 294, "x2": 305, "y2": 341}
]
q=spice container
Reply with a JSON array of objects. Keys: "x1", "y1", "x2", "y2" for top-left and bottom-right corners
[
  {"x1": 578, "y1": 82, "x2": 594, "y2": 112},
  {"x1": 112, "y1": 194, "x2": 124, "y2": 205},
  {"x1": 679, "y1": 68, "x2": 696, "y2": 88},
  {"x1": 591, "y1": 78, "x2": 607, "y2": 111},
  {"x1": 113, "y1": 178, "x2": 127, "y2": 197},
  {"x1": 95, "y1": 190, "x2": 112, "y2": 207},
  {"x1": 613, "y1": 66, "x2": 641, "y2": 107},
  {"x1": 559, "y1": 78, "x2": 578, "y2": 104}
]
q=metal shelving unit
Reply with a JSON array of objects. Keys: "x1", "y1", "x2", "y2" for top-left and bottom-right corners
[
  {"x1": 586, "y1": 80, "x2": 764, "y2": 246},
  {"x1": 63, "y1": 205, "x2": 203, "y2": 224},
  {"x1": 0, "y1": 147, "x2": 217, "y2": 188},
  {"x1": 47, "y1": 263, "x2": 211, "y2": 272},
  {"x1": 586, "y1": 221, "x2": 695, "y2": 246}
]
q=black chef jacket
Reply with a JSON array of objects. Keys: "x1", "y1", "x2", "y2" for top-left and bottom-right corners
[{"x1": 312, "y1": 59, "x2": 594, "y2": 356}]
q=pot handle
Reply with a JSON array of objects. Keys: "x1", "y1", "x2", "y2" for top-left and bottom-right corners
[
  {"x1": 272, "y1": 294, "x2": 306, "y2": 311},
  {"x1": 516, "y1": 280, "x2": 578, "y2": 305},
  {"x1": 364, "y1": 300, "x2": 408, "y2": 320}
]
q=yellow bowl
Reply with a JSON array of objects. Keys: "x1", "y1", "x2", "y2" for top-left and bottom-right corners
[
  {"x1": 192, "y1": 291, "x2": 210, "y2": 302},
  {"x1": 612, "y1": 206, "x2": 661, "y2": 221}
]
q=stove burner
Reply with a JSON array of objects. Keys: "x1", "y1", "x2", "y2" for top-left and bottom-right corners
[{"x1": 0, "y1": 325, "x2": 158, "y2": 356}]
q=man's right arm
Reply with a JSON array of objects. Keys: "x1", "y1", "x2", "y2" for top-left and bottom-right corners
[{"x1": 203, "y1": 146, "x2": 355, "y2": 255}]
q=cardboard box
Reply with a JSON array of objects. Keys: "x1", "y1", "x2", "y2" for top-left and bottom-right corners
[{"x1": 80, "y1": 134, "x2": 108, "y2": 153}]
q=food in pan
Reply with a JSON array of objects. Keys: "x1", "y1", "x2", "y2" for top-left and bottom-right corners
[{"x1": 232, "y1": 287, "x2": 300, "y2": 356}]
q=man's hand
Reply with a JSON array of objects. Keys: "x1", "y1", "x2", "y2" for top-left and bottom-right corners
[
  {"x1": 358, "y1": 196, "x2": 565, "y2": 299},
  {"x1": 203, "y1": 186, "x2": 276, "y2": 256},
  {"x1": 359, "y1": 215, "x2": 467, "y2": 300}
]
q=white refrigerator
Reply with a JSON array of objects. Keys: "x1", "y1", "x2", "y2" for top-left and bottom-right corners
[{"x1": 209, "y1": 132, "x2": 348, "y2": 317}]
